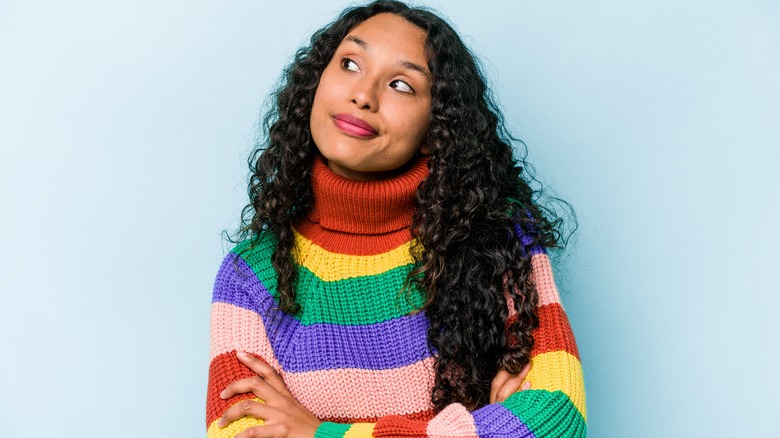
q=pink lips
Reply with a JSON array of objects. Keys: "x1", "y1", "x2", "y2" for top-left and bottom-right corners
[{"x1": 332, "y1": 113, "x2": 378, "y2": 138}]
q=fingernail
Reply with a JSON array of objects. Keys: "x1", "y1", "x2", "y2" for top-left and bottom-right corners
[
  {"x1": 218, "y1": 417, "x2": 224, "y2": 427},
  {"x1": 237, "y1": 351, "x2": 249, "y2": 359},
  {"x1": 220, "y1": 390, "x2": 227, "y2": 399},
  {"x1": 522, "y1": 381, "x2": 531, "y2": 390}
]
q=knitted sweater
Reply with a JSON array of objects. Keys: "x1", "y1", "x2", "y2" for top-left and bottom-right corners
[{"x1": 206, "y1": 155, "x2": 586, "y2": 438}]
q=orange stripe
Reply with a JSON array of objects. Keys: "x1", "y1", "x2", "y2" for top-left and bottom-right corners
[
  {"x1": 294, "y1": 220, "x2": 414, "y2": 256},
  {"x1": 507, "y1": 303, "x2": 579, "y2": 360},
  {"x1": 321, "y1": 408, "x2": 434, "y2": 424},
  {"x1": 532, "y1": 303, "x2": 579, "y2": 359},
  {"x1": 375, "y1": 413, "x2": 431, "y2": 437},
  {"x1": 206, "y1": 350, "x2": 437, "y2": 426},
  {"x1": 206, "y1": 352, "x2": 268, "y2": 426}
]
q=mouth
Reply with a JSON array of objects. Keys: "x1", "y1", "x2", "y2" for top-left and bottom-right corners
[{"x1": 332, "y1": 113, "x2": 378, "y2": 138}]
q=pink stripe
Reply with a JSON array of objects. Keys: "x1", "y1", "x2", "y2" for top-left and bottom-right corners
[
  {"x1": 283, "y1": 357, "x2": 435, "y2": 419},
  {"x1": 209, "y1": 302, "x2": 280, "y2": 370},
  {"x1": 502, "y1": 274, "x2": 518, "y2": 318},
  {"x1": 426, "y1": 404, "x2": 477, "y2": 437},
  {"x1": 212, "y1": 302, "x2": 435, "y2": 419},
  {"x1": 531, "y1": 253, "x2": 561, "y2": 307},
  {"x1": 503, "y1": 253, "x2": 560, "y2": 316}
]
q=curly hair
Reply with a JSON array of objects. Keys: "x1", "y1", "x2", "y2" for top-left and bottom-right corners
[{"x1": 234, "y1": 0, "x2": 573, "y2": 412}]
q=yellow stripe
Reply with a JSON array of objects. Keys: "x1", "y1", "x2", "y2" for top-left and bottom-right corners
[
  {"x1": 207, "y1": 398, "x2": 266, "y2": 438},
  {"x1": 292, "y1": 229, "x2": 417, "y2": 281},
  {"x1": 525, "y1": 351, "x2": 587, "y2": 420},
  {"x1": 344, "y1": 423, "x2": 376, "y2": 438}
]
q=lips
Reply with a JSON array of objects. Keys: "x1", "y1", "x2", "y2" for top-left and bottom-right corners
[{"x1": 332, "y1": 113, "x2": 378, "y2": 138}]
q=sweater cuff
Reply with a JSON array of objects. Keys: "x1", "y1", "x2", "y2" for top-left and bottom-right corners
[{"x1": 315, "y1": 422, "x2": 352, "y2": 438}]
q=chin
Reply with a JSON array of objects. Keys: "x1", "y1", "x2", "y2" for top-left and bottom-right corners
[{"x1": 320, "y1": 146, "x2": 369, "y2": 167}]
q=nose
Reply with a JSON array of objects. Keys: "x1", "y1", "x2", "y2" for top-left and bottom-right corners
[{"x1": 350, "y1": 77, "x2": 378, "y2": 111}]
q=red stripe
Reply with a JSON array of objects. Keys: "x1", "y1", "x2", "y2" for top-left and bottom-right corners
[
  {"x1": 321, "y1": 409, "x2": 434, "y2": 424},
  {"x1": 532, "y1": 303, "x2": 580, "y2": 359},
  {"x1": 207, "y1": 351, "x2": 435, "y2": 426},
  {"x1": 507, "y1": 303, "x2": 580, "y2": 360},
  {"x1": 295, "y1": 220, "x2": 413, "y2": 256},
  {"x1": 206, "y1": 352, "x2": 266, "y2": 426},
  {"x1": 374, "y1": 414, "x2": 431, "y2": 436}
]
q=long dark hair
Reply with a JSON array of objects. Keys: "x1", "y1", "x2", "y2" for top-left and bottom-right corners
[{"x1": 234, "y1": 0, "x2": 573, "y2": 412}]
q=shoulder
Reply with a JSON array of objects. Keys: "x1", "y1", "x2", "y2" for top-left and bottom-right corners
[
  {"x1": 230, "y1": 231, "x2": 278, "y2": 264},
  {"x1": 215, "y1": 232, "x2": 279, "y2": 283},
  {"x1": 212, "y1": 231, "x2": 279, "y2": 302}
]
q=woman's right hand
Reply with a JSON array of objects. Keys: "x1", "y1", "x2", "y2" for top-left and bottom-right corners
[
  {"x1": 218, "y1": 351, "x2": 321, "y2": 438},
  {"x1": 490, "y1": 362, "x2": 532, "y2": 403}
]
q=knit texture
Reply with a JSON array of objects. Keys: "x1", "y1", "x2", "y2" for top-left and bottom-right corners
[{"x1": 206, "y1": 155, "x2": 586, "y2": 437}]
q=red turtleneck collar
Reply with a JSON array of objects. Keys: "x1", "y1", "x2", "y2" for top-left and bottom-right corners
[{"x1": 294, "y1": 154, "x2": 429, "y2": 255}]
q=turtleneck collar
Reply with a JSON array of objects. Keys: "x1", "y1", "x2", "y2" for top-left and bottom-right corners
[{"x1": 307, "y1": 154, "x2": 429, "y2": 235}]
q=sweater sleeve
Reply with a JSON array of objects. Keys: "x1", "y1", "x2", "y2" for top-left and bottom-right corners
[
  {"x1": 205, "y1": 252, "x2": 277, "y2": 438},
  {"x1": 314, "y1": 248, "x2": 587, "y2": 438}
]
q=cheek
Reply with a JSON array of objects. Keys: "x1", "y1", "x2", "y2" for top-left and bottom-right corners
[
  {"x1": 312, "y1": 70, "x2": 334, "y2": 110},
  {"x1": 411, "y1": 106, "x2": 431, "y2": 142},
  {"x1": 310, "y1": 89, "x2": 329, "y2": 140},
  {"x1": 311, "y1": 83, "x2": 326, "y2": 112},
  {"x1": 393, "y1": 109, "x2": 429, "y2": 146},
  {"x1": 311, "y1": 89, "x2": 332, "y2": 128}
]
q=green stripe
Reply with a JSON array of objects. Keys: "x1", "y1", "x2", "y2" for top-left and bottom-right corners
[
  {"x1": 502, "y1": 390, "x2": 586, "y2": 437},
  {"x1": 232, "y1": 234, "x2": 279, "y2": 289},
  {"x1": 293, "y1": 264, "x2": 424, "y2": 325},
  {"x1": 315, "y1": 422, "x2": 352, "y2": 438},
  {"x1": 231, "y1": 235, "x2": 426, "y2": 326}
]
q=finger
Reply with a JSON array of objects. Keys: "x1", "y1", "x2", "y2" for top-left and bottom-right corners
[
  {"x1": 220, "y1": 376, "x2": 261, "y2": 398},
  {"x1": 221, "y1": 375, "x2": 281, "y2": 403},
  {"x1": 218, "y1": 399, "x2": 274, "y2": 428},
  {"x1": 490, "y1": 369, "x2": 513, "y2": 404},
  {"x1": 237, "y1": 351, "x2": 291, "y2": 397},
  {"x1": 235, "y1": 424, "x2": 288, "y2": 438},
  {"x1": 518, "y1": 362, "x2": 532, "y2": 380},
  {"x1": 495, "y1": 373, "x2": 528, "y2": 403},
  {"x1": 521, "y1": 380, "x2": 531, "y2": 390}
]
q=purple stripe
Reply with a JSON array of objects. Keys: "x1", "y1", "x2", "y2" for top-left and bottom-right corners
[
  {"x1": 514, "y1": 223, "x2": 546, "y2": 256},
  {"x1": 473, "y1": 404, "x2": 536, "y2": 438},
  {"x1": 212, "y1": 253, "x2": 432, "y2": 372}
]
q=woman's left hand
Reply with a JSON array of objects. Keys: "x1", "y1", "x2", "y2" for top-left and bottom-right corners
[
  {"x1": 218, "y1": 351, "x2": 321, "y2": 438},
  {"x1": 490, "y1": 362, "x2": 532, "y2": 404}
]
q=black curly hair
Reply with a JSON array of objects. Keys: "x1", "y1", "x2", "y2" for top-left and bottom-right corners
[{"x1": 234, "y1": 0, "x2": 573, "y2": 412}]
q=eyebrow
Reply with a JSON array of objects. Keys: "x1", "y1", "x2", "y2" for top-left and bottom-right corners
[{"x1": 344, "y1": 35, "x2": 431, "y2": 80}]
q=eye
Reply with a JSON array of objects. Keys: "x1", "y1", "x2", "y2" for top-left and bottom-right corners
[
  {"x1": 340, "y1": 56, "x2": 360, "y2": 72},
  {"x1": 390, "y1": 79, "x2": 413, "y2": 94}
]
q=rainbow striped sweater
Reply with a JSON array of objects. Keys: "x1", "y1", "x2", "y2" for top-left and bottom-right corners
[{"x1": 206, "y1": 156, "x2": 586, "y2": 437}]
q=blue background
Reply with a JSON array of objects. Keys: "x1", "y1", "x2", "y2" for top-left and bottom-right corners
[{"x1": 1, "y1": 1, "x2": 778, "y2": 436}]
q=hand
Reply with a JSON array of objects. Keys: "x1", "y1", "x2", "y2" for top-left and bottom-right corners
[
  {"x1": 219, "y1": 351, "x2": 321, "y2": 438},
  {"x1": 489, "y1": 362, "x2": 532, "y2": 403}
]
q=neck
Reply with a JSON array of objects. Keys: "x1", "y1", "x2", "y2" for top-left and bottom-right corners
[{"x1": 325, "y1": 157, "x2": 420, "y2": 182}]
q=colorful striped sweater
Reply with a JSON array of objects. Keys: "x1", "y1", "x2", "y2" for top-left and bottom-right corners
[{"x1": 206, "y1": 155, "x2": 586, "y2": 437}]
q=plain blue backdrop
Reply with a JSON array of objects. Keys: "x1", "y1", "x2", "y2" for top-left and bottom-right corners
[{"x1": 1, "y1": 0, "x2": 778, "y2": 436}]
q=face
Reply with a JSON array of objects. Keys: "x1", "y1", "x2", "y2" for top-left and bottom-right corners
[{"x1": 310, "y1": 13, "x2": 432, "y2": 181}]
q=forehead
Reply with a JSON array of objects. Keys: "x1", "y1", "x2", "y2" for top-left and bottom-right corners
[{"x1": 343, "y1": 13, "x2": 428, "y2": 62}]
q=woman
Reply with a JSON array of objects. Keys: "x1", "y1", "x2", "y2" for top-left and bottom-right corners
[{"x1": 206, "y1": 1, "x2": 585, "y2": 437}]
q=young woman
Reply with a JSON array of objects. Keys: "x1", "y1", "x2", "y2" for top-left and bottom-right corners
[{"x1": 206, "y1": 1, "x2": 586, "y2": 437}]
